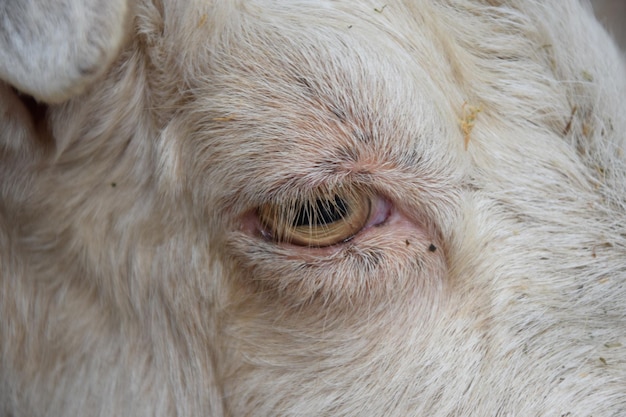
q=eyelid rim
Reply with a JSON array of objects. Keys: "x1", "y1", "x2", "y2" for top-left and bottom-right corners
[
  {"x1": 256, "y1": 192, "x2": 390, "y2": 248},
  {"x1": 286, "y1": 195, "x2": 371, "y2": 247}
]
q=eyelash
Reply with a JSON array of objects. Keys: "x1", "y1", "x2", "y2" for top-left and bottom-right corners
[{"x1": 256, "y1": 190, "x2": 391, "y2": 248}]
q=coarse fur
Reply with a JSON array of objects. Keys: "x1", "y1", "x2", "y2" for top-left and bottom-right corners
[{"x1": 1, "y1": 0, "x2": 625, "y2": 416}]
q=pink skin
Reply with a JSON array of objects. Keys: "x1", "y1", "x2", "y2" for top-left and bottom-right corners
[{"x1": 239, "y1": 196, "x2": 437, "y2": 257}]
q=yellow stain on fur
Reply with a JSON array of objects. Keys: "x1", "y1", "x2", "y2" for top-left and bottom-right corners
[
  {"x1": 460, "y1": 102, "x2": 481, "y2": 150},
  {"x1": 198, "y1": 14, "x2": 208, "y2": 28}
]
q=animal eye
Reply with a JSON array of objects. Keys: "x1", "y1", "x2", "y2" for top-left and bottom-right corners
[{"x1": 258, "y1": 191, "x2": 372, "y2": 247}]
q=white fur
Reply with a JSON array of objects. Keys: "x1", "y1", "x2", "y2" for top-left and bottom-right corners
[
  {"x1": 0, "y1": 0, "x2": 129, "y2": 102},
  {"x1": 1, "y1": 1, "x2": 625, "y2": 416}
]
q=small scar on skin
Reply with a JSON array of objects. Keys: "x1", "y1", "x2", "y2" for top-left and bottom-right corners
[{"x1": 428, "y1": 244, "x2": 437, "y2": 252}]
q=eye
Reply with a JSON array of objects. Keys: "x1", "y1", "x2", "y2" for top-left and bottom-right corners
[{"x1": 258, "y1": 191, "x2": 372, "y2": 247}]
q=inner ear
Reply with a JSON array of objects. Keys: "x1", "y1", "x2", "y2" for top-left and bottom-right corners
[
  {"x1": 13, "y1": 88, "x2": 49, "y2": 134},
  {"x1": 0, "y1": 82, "x2": 52, "y2": 156},
  {"x1": 13, "y1": 88, "x2": 52, "y2": 152}
]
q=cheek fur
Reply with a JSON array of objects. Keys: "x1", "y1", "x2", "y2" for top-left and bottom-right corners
[{"x1": 229, "y1": 201, "x2": 446, "y2": 308}]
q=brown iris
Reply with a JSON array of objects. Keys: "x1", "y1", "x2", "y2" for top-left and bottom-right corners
[{"x1": 258, "y1": 191, "x2": 371, "y2": 247}]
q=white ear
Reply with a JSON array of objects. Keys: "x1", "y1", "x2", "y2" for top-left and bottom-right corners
[{"x1": 0, "y1": 0, "x2": 129, "y2": 103}]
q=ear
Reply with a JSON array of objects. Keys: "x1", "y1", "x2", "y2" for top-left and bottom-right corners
[{"x1": 0, "y1": 0, "x2": 130, "y2": 103}]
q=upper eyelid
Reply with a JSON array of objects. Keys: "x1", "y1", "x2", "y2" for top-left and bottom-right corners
[{"x1": 257, "y1": 191, "x2": 375, "y2": 247}]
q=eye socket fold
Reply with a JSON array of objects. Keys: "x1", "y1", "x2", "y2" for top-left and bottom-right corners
[{"x1": 258, "y1": 191, "x2": 372, "y2": 247}]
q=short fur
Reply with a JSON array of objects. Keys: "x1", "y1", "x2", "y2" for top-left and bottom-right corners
[{"x1": 1, "y1": 1, "x2": 625, "y2": 416}]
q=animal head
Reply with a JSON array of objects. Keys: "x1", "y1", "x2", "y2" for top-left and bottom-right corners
[{"x1": 1, "y1": 1, "x2": 625, "y2": 416}]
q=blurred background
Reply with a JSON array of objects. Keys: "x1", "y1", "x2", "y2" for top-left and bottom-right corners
[{"x1": 591, "y1": 0, "x2": 626, "y2": 50}]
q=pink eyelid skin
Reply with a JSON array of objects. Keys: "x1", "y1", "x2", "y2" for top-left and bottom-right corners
[
  {"x1": 240, "y1": 195, "x2": 432, "y2": 256},
  {"x1": 364, "y1": 196, "x2": 392, "y2": 231}
]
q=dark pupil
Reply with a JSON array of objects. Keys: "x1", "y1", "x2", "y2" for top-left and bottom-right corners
[{"x1": 292, "y1": 195, "x2": 348, "y2": 227}]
